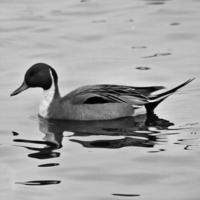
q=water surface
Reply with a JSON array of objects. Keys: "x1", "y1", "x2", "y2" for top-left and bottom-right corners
[{"x1": 0, "y1": 0, "x2": 200, "y2": 199}]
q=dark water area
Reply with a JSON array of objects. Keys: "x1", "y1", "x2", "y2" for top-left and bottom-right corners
[{"x1": 0, "y1": 0, "x2": 200, "y2": 199}]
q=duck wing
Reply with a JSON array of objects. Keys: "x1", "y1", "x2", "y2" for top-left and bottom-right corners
[
  {"x1": 63, "y1": 85, "x2": 163, "y2": 105},
  {"x1": 62, "y1": 79, "x2": 194, "y2": 113}
]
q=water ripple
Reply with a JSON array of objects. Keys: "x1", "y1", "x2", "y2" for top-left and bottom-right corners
[{"x1": 16, "y1": 180, "x2": 61, "y2": 186}]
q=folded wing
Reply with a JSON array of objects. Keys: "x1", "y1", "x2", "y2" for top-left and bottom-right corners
[{"x1": 65, "y1": 84, "x2": 164, "y2": 106}]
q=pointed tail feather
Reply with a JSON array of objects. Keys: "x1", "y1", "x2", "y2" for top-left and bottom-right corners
[
  {"x1": 149, "y1": 78, "x2": 195, "y2": 101},
  {"x1": 134, "y1": 86, "x2": 165, "y2": 96},
  {"x1": 145, "y1": 78, "x2": 195, "y2": 114}
]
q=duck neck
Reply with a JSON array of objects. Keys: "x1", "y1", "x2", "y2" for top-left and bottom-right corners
[
  {"x1": 49, "y1": 66, "x2": 60, "y2": 98},
  {"x1": 43, "y1": 79, "x2": 60, "y2": 102},
  {"x1": 39, "y1": 69, "x2": 61, "y2": 118}
]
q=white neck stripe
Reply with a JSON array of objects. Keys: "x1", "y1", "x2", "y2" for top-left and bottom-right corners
[{"x1": 39, "y1": 69, "x2": 56, "y2": 118}]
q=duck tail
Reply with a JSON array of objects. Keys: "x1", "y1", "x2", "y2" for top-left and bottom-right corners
[{"x1": 145, "y1": 78, "x2": 195, "y2": 114}]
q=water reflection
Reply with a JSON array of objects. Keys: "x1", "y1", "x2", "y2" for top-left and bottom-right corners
[
  {"x1": 143, "y1": 0, "x2": 171, "y2": 5},
  {"x1": 13, "y1": 114, "x2": 174, "y2": 155},
  {"x1": 13, "y1": 137, "x2": 61, "y2": 159},
  {"x1": 16, "y1": 180, "x2": 61, "y2": 186},
  {"x1": 38, "y1": 163, "x2": 60, "y2": 167},
  {"x1": 112, "y1": 193, "x2": 140, "y2": 197}
]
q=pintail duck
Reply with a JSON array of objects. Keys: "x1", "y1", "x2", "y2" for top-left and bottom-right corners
[{"x1": 10, "y1": 63, "x2": 194, "y2": 120}]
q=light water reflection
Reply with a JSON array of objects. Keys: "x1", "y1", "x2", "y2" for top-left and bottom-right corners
[{"x1": 13, "y1": 114, "x2": 174, "y2": 157}]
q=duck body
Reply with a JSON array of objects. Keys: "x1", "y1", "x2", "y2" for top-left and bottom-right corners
[
  {"x1": 11, "y1": 63, "x2": 194, "y2": 121},
  {"x1": 39, "y1": 85, "x2": 135, "y2": 120}
]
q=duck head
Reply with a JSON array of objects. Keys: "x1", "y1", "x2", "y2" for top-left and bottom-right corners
[{"x1": 10, "y1": 63, "x2": 58, "y2": 96}]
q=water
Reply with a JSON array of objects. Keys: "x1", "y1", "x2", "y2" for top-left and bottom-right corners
[{"x1": 0, "y1": 0, "x2": 200, "y2": 199}]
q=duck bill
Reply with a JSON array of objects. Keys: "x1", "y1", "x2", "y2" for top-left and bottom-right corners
[{"x1": 10, "y1": 82, "x2": 29, "y2": 96}]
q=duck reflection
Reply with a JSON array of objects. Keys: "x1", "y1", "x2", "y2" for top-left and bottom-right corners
[
  {"x1": 39, "y1": 114, "x2": 173, "y2": 149},
  {"x1": 13, "y1": 114, "x2": 173, "y2": 159},
  {"x1": 13, "y1": 136, "x2": 61, "y2": 159}
]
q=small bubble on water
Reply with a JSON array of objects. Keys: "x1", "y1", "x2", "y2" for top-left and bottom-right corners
[
  {"x1": 92, "y1": 19, "x2": 107, "y2": 23},
  {"x1": 136, "y1": 66, "x2": 150, "y2": 70},
  {"x1": 170, "y1": 22, "x2": 181, "y2": 26},
  {"x1": 131, "y1": 45, "x2": 147, "y2": 49},
  {"x1": 128, "y1": 18, "x2": 134, "y2": 22},
  {"x1": 12, "y1": 131, "x2": 19, "y2": 136}
]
